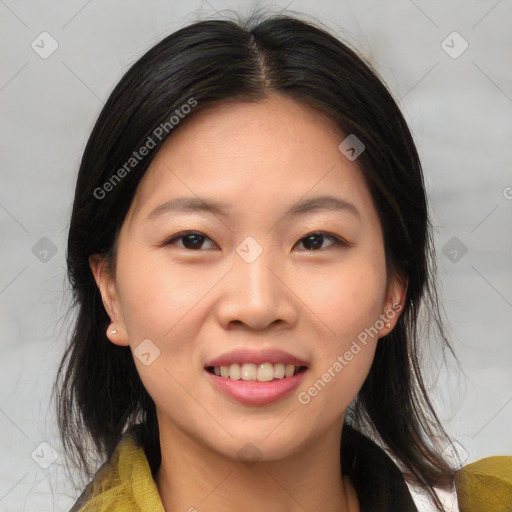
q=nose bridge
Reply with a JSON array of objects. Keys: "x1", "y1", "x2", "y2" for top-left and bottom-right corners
[
  {"x1": 216, "y1": 234, "x2": 294, "y2": 329},
  {"x1": 234, "y1": 235, "x2": 280, "y2": 305}
]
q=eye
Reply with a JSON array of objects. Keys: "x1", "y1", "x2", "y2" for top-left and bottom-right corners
[
  {"x1": 162, "y1": 231, "x2": 217, "y2": 250},
  {"x1": 161, "y1": 231, "x2": 346, "y2": 251},
  {"x1": 295, "y1": 232, "x2": 346, "y2": 251}
]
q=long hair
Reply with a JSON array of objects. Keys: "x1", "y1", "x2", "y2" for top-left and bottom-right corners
[{"x1": 53, "y1": 11, "x2": 459, "y2": 510}]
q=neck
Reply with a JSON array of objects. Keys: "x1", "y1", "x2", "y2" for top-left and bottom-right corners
[{"x1": 155, "y1": 416, "x2": 359, "y2": 512}]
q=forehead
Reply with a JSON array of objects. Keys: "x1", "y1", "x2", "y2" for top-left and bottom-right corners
[{"x1": 127, "y1": 94, "x2": 376, "y2": 226}]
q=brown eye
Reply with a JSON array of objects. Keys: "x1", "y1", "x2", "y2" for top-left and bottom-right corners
[
  {"x1": 163, "y1": 231, "x2": 216, "y2": 250},
  {"x1": 296, "y1": 232, "x2": 346, "y2": 251}
]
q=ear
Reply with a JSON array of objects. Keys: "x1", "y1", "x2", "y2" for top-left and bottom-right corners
[
  {"x1": 89, "y1": 253, "x2": 129, "y2": 346},
  {"x1": 378, "y1": 274, "x2": 408, "y2": 338}
]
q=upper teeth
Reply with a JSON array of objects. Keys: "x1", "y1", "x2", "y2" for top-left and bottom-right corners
[{"x1": 212, "y1": 362, "x2": 300, "y2": 381}]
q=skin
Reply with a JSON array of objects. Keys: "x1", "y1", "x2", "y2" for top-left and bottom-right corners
[{"x1": 90, "y1": 94, "x2": 407, "y2": 512}]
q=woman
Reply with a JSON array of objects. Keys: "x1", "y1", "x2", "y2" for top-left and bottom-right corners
[{"x1": 53, "y1": 12, "x2": 512, "y2": 512}]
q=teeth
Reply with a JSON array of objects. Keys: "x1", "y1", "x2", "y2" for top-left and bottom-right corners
[
  {"x1": 274, "y1": 363, "x2": 285, "y2": 378},
  {"x1": 229, "y1": 363, "x2": 242, "y2": 381},
  {"x1": 211, "y1": 362, "x2": 302, "y2": 381}
]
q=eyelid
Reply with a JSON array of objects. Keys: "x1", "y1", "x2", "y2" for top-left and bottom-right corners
[
  {"x1": 303, "y1": 231, "x2": 350, "y2": 250},
  {"x1": 159, "y1": 230, "x2": 217, "y2": 250},
  {"x1": 159, "y1": 230, "x2": 349, "y2": 250}
]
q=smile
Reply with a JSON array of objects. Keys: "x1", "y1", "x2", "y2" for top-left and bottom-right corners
[
  {"x1": 206, "y1": 362, "x2": 307, "y2": 382},
  {"x1": 205, "y1": 364, "x2": 308, "y2": 406}
]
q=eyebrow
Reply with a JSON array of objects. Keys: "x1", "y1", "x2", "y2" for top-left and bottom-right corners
[{"x1": 146, "y1": 194, "x2": 361, "y2": 221}]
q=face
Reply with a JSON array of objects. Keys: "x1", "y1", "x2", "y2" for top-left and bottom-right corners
[{"x1": 90, "y1": 94, "x2": 406, "y2": 461}]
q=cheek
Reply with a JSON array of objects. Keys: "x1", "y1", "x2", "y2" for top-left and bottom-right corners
[
  {"x1": 298, "y1": 256, "x2": 386, "y2": 341},
  {"x1": 113, "y1": 246, "x2": 219, "y2": 405},
  {"x1": 297, "y1": 317, "x2": 379, "y2": 426},
  {"x1": 296, "y1": 256, "x2": 385, "y2": 412},
  {"x1": 116, "y1": 245, "x2": 212, "y2": 341},
  {"x1": 114, "y1": 248, "x2": 211, "y2": 405}
]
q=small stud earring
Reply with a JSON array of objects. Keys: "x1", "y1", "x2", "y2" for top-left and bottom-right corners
[
  {"x1": 111, "y1": 328, "x2": 117, "y2": 334},
  {"x1": 385, "y1": 321, "x2": 391, "y2": 329}
]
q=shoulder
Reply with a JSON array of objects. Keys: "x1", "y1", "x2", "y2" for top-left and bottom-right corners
[
  {"x1": 455, "y1": 455, "x2": 512, "y2": 512},
  {"x1": 69, "y1": 428, "x2": 165, "y2": 512}
]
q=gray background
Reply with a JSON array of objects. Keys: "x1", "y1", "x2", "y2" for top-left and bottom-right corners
[{"x1": 1, "y1": 1, "x2": 511, "y2": 511}]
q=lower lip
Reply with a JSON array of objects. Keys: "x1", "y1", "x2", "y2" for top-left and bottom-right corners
[{"x1": 205, "y1": 368, "x2": 308, "y2": 406}]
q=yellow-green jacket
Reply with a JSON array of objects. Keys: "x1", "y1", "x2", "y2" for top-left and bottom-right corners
[{"x1": 69, "y1": 426, "x2": 512, "y2": 512}]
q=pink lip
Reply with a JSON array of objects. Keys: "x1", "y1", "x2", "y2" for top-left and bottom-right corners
[
  {"x1": 204, "y1": 348, "x2": 309, "y2": 368},
  {"x1": 205, "y1": 368, "x2": 308, "y2": 406}
]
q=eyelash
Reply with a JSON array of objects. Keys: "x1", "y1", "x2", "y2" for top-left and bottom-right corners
[{"x1": 161, "y1": 230, "x2": 347, "y2": 252}]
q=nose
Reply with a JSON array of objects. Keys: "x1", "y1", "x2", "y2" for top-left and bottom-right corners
[{"x1": 216, "y1": 247, "x2": 298, "y2": 331}]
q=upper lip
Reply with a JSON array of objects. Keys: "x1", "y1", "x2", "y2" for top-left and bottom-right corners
[{"x1": 205, "y1": 348, "x2": 309, "y2": 368}]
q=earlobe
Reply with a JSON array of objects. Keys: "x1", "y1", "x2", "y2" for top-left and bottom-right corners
[
  {"x1": 89, "y1": 253, "x2": 130, "y2": 347},
  {"x1": 106, "y1": 323, "x2": 130, "y2": 347}
]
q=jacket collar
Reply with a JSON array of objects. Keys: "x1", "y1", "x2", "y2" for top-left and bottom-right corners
[{"x1": 71, "y1": 423, "x2": 417, "y2": 512}]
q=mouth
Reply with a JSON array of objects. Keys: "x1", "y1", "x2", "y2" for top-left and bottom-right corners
[
  {"x1": 204, "y1": 363, "x2": 308, "y2": 382},
  {"x1": 204, "y1": 363, "x2": 309, "y2": 406}
]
